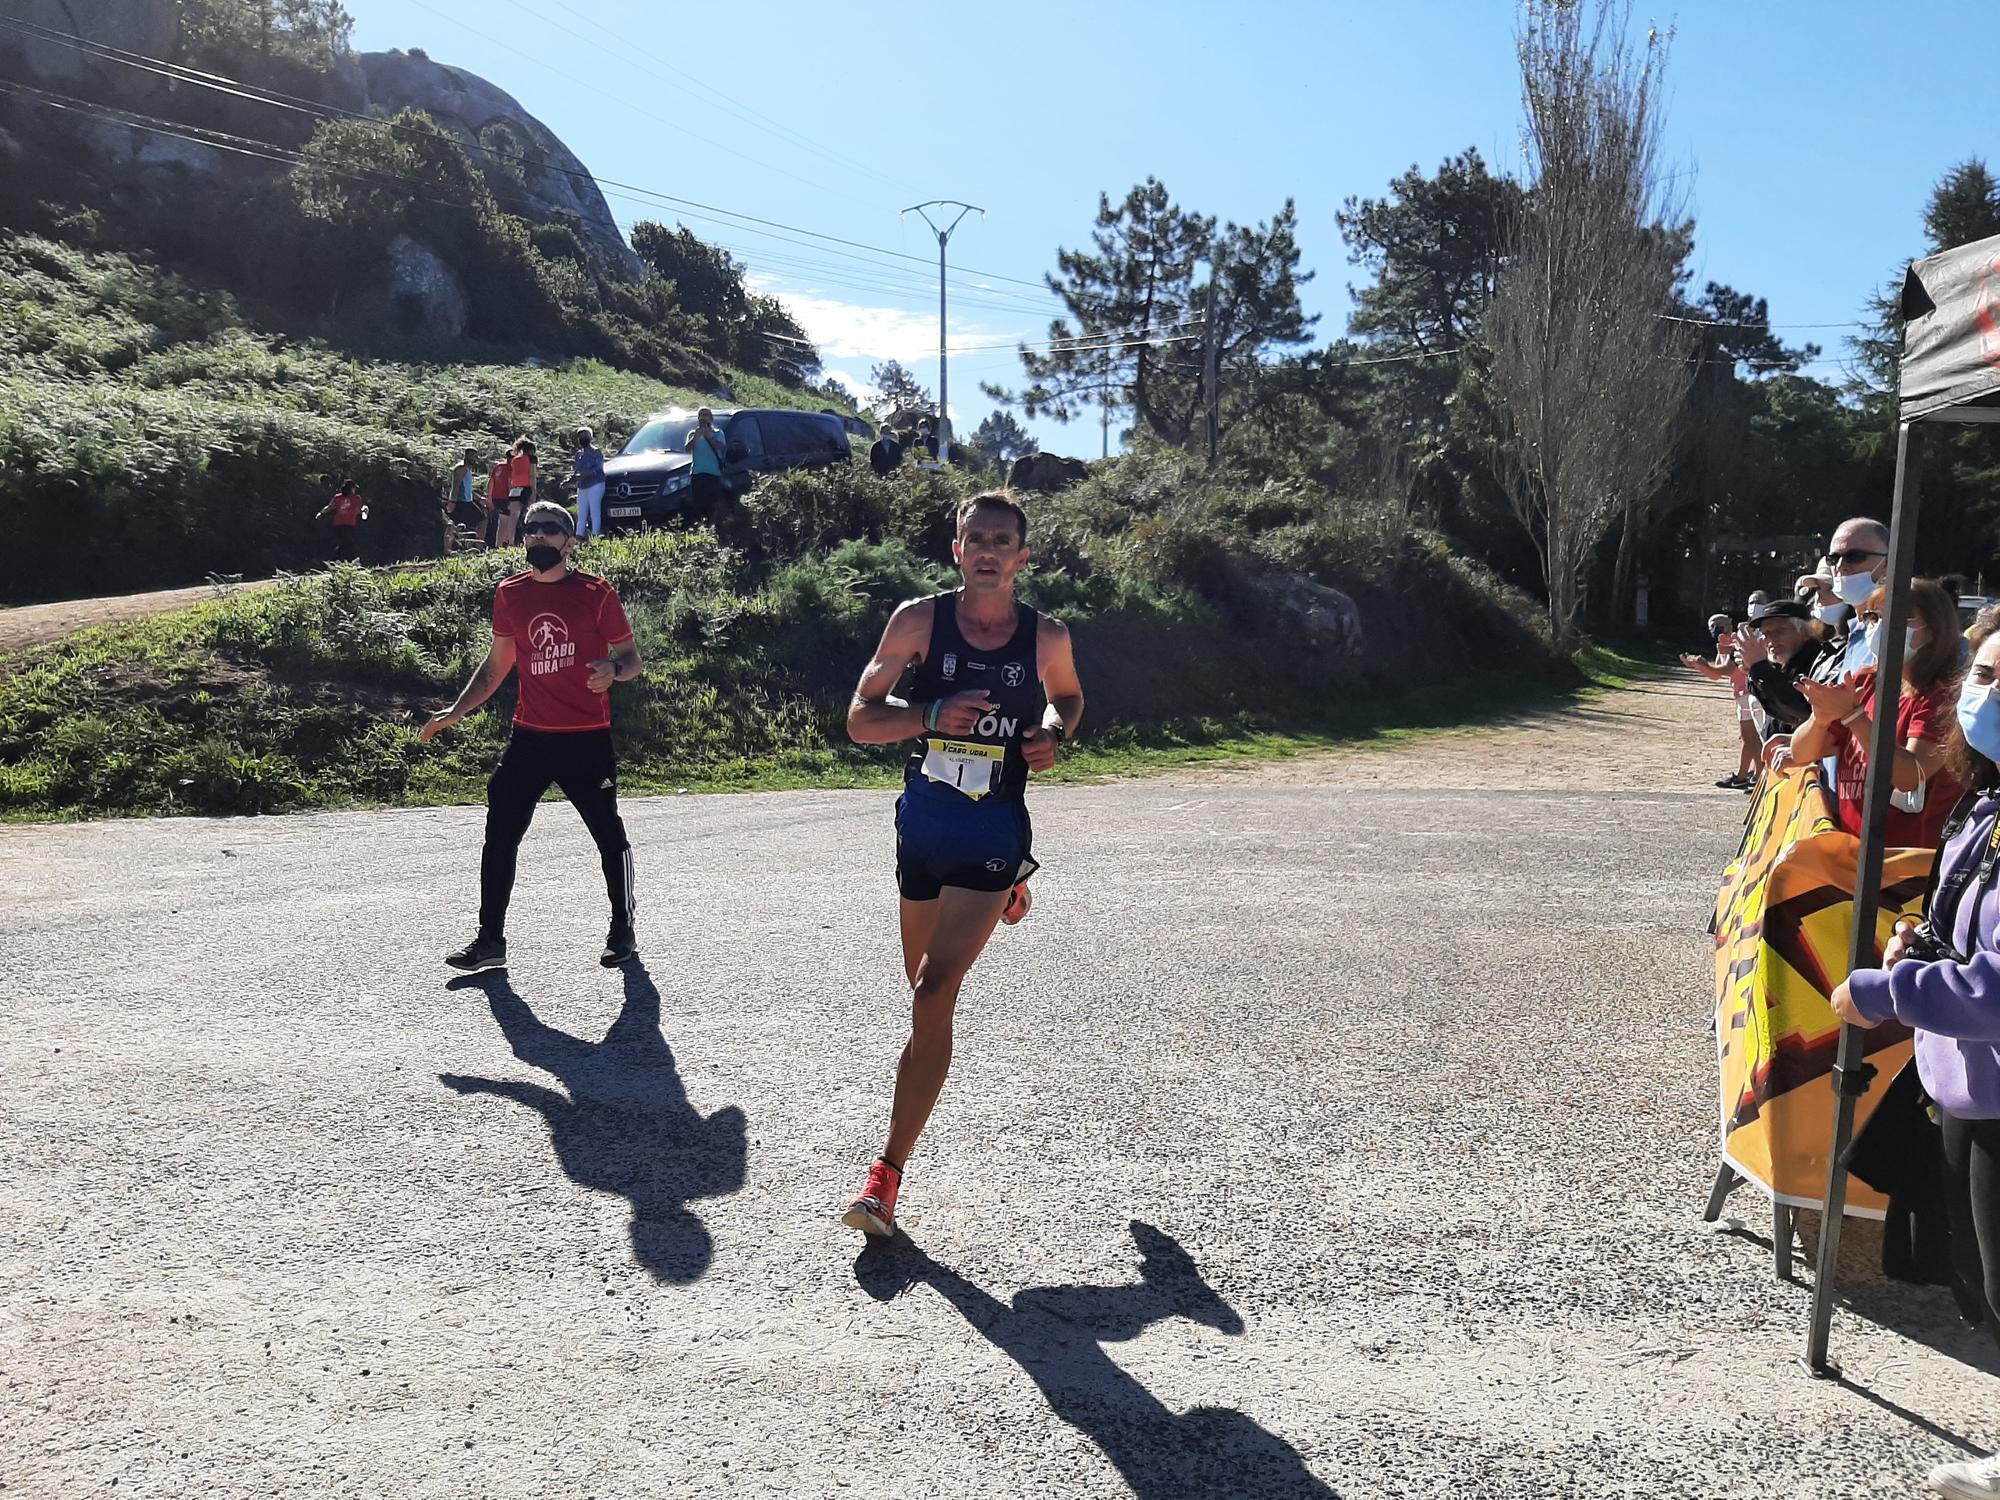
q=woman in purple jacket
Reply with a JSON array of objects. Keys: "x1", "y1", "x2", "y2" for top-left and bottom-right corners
[{"x1": 1834, "y1": 617, "x2": 2000, "y2": 1500}]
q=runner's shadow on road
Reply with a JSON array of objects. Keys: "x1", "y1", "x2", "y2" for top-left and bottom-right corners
[
  {"x1": 438, "y1": 964, "x2": 746, "y2": 1283},
  {"x1": 855, "y1": 1221, "x2": 1336, "y2": 1498}
]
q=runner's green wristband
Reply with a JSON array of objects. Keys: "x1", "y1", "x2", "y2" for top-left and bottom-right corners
[{"x1": 925, "y1": 699, "x2": 941, "y2": 732}]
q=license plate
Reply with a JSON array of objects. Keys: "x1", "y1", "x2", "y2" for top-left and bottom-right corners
[{"x1": 608, "y1": 506, "x2": 642, "y2": 518}]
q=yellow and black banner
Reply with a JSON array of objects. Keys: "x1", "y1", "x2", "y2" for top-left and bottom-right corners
[{"x1": 1713, "y1": 768, "x2": 1930, "y2": 1212}]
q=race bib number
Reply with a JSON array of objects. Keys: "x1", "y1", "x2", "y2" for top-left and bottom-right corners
[{"x1": 921, "y1": 737, "x2": 1003, "y2": 799}]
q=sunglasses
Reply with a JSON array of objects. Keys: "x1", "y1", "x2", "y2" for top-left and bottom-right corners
[
  {"x1": 1825, "y1": 549, "x2": 1886, "y2": 568},
  {"x1": 521, "y1": 522, "x2": 569, "y2": 538}
]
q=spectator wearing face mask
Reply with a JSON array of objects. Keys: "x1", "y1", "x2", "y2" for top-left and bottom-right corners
[
  {"x1": 1796, "y1": 517, "x2": 1892, "y2": 683},
  {"x1": 1786, "y1": 577, "x2": 1964, "y2": 848},
  {"x1": 1682, "y1": 612, "x2": 1760, "y2": 789},
  {"x1": 1829, "y1": 613, "x2": 2000, "y2": 1498},
  {"x1": 1739, "y1": 600, "x2": 1828, "y2": 735}
]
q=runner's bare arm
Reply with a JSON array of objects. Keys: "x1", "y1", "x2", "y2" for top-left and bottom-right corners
[
  {"x1": 847, "y1": 599, "x2": 934, "y2": 744},
  {"x1": 1040, "y1": 617, "x2": 1084, "y2": 737},
  {"x1": 1022, "y1": 618, "x2": 1083, "y2": 772},
  {"x1": 419, "y1": 633, "x2": 518, "y2": 741}
]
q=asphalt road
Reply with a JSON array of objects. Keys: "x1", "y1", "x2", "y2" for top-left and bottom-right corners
[{"x1": 4, "y1": 733, "x2": 1998, "y2": 1496}]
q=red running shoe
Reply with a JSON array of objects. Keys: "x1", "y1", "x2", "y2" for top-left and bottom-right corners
[
  {"x1": 841, "y1": 1157, "x2": 902, "y2": 1237},
  {"x1": 1001, "y1": 882, "x2": 1032, "y2": 927}
]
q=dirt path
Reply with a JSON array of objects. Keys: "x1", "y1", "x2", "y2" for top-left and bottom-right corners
[
  {"x1": 1160, "y1": 669, "x2": 1738, "y2": 794},
  {"x1": 0, "y1": 577, "x2": 282, "y2": 655}
]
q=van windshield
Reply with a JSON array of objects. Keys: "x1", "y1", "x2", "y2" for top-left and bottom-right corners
[{"x1": 620, "y1": 414, "x2": 726, "y2": 456}]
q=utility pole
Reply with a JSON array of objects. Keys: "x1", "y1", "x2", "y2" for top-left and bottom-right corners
[
  {"x1": 901, "y1": 201, "x2": 982, "y2": 463},
  {"x1": 1200, "y1": 278, "x2": 1221, "y2": 463}
]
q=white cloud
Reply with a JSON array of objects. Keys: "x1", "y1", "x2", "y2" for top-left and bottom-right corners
[
  {"x1": 822, "y1": 368, "x2": 881, "y2": 409},
  {"x1": 747, "y1": 275, "x2": 1029, "y2": 365}
]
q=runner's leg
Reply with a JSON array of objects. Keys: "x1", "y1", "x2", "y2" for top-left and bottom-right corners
[
  {"x1": 1737, "y1": 718, "x2": 1759, "y2": 779},
  {"x1": 551, "y1": 731, "x2": 634, "y2": 935},
  {"x1": 898, "y1": 896, "x2": 940, "y2": 986},
  {"x1": 479, "y1": 732, "x2": 555, "y2": 940},
  {"x1": 884, "y1": 884, "x2": 1010, "y2": 1166}
]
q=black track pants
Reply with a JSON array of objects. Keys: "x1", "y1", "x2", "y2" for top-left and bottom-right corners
[
  {"x1": 478, "y1": 727, "x2": 633, "y2": 939},
  {"x1": 1940, "y1": 1107, "x2": 2000, "y2": 1335}
]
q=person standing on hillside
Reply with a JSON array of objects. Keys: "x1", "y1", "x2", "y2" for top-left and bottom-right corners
[
  {"x1": 316, "y1": 480, "x2": 367, "y2": 560},
  {"x1": 494, "y1": 437, "x2": 538, "y2": 548},
  {"x1": 566, "y1": 425, "x2": 607, "y2": 540},
  {"x1": 869, "y1": 424, "x2": 904, "y2": 477},
  {"x1": 684, "y1": 408, "x2": 727, "y2": 517},
  {"x1": 446, "y1": 446, "x2": 487, "y2": 550},
  {"x1": 839, "y1": 491, "x2": 1085, "y2": 1238},
  {"x1": 418, "y1": 500, "x2": 646, "y2": 972}
]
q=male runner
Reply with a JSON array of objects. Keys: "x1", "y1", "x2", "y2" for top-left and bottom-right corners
[
  {"x1": 841, "y1": 491, "x2": 1085, "y2": 1237},
  {"x1": 419, "y1": 500, "x2": 645, "y2": 971}
]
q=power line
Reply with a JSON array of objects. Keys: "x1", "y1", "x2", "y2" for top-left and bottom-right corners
[{"x1": 0, "y1": 13, "x2": 1066, "y2": 299}]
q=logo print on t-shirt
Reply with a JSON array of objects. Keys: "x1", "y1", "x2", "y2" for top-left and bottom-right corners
[
  {"x1": 526, "y1": 612, "x2": 577, "y2": 678},
  {"x1": 1001, "y1": 661, "x2": 1025, "y2": 688},
  {"x1": 941, "y1": 652, "x2": 957, "y2": 679}
]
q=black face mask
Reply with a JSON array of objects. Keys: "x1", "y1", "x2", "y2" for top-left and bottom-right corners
[{"x1": 525, "y1": 544, "x2": 565, "y2": 572}]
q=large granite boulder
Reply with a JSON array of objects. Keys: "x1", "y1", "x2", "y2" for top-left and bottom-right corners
[
  {"x1": 2, "y1": 0, "x2": 179, "y2": 96},
  {"x1": 356, "y1": 50, "x2": 641, "y2": 281},
  {"x1": 1249, "y1": 572, "x2": 1363, "y2": 657},
  {"x1": 0, "y1": 1, "x2": 640, "y2": 283},
  {"x1": 1008, "y1": 452, "x2": 1090, "y2": 493}
]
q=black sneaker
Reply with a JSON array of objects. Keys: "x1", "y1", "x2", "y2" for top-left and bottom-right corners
[
  {"x1": 446, "y1": 934, "x2": 508, "y2": 973},
  {"x1": 1715, "y1": 773, "x2": 1749, "y2": 789},
  {"x1": 600, "y1": 925, "x2": 638, "y2": 967}
]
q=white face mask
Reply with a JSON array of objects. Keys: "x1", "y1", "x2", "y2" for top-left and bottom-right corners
[
  {"x1": 1813, "y1": 601, "x2": 1849, "y2": 624},
  {"x1": 1833, "y1": 570, "x2": 1879, "y2": 607}
]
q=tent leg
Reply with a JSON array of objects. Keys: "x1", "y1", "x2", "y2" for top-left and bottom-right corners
[
  {"x1": 1774, "y1": 1202, "x2": 1795, "y2": 1282},
  {"x1": 1803, "y1": 419, "x2": 1924, "y2": 1374},
  {"x1": 1703, "y1": 1162, "x2": 1739, "y2": 1222}
]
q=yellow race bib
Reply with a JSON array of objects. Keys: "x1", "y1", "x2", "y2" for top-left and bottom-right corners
[{"x1": 921, "y1": 737, "x2": 1004, "y2": 799}]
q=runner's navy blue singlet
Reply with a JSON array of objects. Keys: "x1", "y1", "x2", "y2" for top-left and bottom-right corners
[
  {"x1": 893, "y1": 592, "x2": 1045, "y2": 900},
  {"x1": 903, "y1": 594, "x2": 1046, "y2": 803}
]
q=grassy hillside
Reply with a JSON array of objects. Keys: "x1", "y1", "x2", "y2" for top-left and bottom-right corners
[
  {"x1": 0, "y1": 451, "x2": 1587, "y2": 821},
  {"x1": 0, "y1": 232, "x2": 841, "y2": 602}
]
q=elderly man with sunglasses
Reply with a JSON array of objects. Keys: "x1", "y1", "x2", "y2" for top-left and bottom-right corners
[
  {"x1": 1760, "y1": 517, "x2": 1889, "y2": 774},
  {"x1": 419, "y1": 500, "x2": 646, "y2": 971}
]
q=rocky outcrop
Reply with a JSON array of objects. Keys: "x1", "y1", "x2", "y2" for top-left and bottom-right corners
[
  {"x1": 355, "y1": 50, "x2": 640, "y2": 281},
  {"x1": 0, "y1": 1, "x2": 640, "y2": 281},
  {"x1": 1250, "y1": 572, "x2": 1363, "y2": 657},
  {"x1": 2, "y1": 0, "x2": 178, "y2": 95},
  {"x1": 380, "y1": 232, "x2": 468, "y2": 337},
  {"x1": 1008, "y1": 452, "x2": 1090, "y2": 492}
]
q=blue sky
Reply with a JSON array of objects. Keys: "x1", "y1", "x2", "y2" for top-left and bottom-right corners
[{"x1": 352, "y1": 0, "x2": 1994, "y2": 453}]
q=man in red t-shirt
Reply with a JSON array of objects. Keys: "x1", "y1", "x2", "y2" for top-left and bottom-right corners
[
  {"x1": 316, "y1": 480, "x2": 367, "y2": 559},
  {"x1": 419, "y1": 501, "x2": 646, "y2": 970}
]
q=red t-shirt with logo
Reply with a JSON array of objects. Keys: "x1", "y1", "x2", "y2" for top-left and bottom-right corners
[
  {"x1": 329, "y1": 490, "x2": 365, "y2": 526},
  {"x1": 1828, "y1": 669, "x2": 1961, "y2": 849},
  {"x1": 488, "y1": 463, "x2": 512, "y2": 504},
  {"x1": 492, "y1": 569, "x2": 634, "y2": 732}
]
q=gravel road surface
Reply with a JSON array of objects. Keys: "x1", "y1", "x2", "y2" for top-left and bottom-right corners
[{"x1": 5, "y1": 675, "x2": 1996, "y2": 1498}]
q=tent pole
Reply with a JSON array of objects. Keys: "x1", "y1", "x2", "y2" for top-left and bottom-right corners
[{"x1": 1802, "y1": 419, "x2": 1924, "y2": 1375}]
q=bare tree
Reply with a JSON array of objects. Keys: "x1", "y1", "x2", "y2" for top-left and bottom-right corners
[{"x1": 1485, "y1": 0, "x2": 1695, "y2": 645}]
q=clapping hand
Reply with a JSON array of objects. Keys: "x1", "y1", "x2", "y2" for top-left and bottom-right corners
[{"x1": 1798, "y1": 675, "x2": 1859, "y2": 723}]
